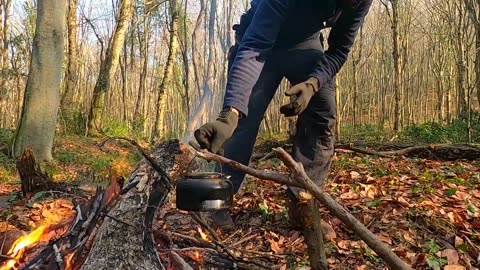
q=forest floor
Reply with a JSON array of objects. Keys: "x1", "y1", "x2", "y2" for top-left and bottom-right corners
[{"x1": 0, "y1": 135, "x2": 479, "y2": 269}]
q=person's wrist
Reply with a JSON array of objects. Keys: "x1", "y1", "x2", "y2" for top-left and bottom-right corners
[{"x1": 306, "y1": 77, "x2": 320, "y2": 92}]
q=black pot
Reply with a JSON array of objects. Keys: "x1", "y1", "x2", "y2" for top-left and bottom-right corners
[{"x1": 175, "y1": 172, "x2": 233, "y2": 212}]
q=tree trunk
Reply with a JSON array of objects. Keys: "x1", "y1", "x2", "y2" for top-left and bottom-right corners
[
  {"x1": 61, "y1": 0, "x2": 78, "y2": 110},
  {"x1": 0, "y1": 0, "x2": 11, "y2": 102},
  {"x1": 80, "y1": 140, "x2": 192, "y2": 269},
  {"x1": 152, "y1": 0, "x2": 179, "y2": 141},
  {"x1": 13, "y1": 0, "x2": 67, "y2": 161},
  {"x1": 391, "y1": 0, "x2": 401, "y2": 133},
  {"x1": 87, "y1": 0, "x2": 134, "y2": 134}
]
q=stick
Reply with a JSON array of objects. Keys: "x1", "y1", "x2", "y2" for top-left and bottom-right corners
[
  {"x1": 169, "y1": 251, "x2": 195, "y2": 270},
  {"x1": 272, "y1": 148, "x2": 411, "y2": 270},
  {"x1": 189, "y1": 142, "x2": 412, "y2": 270}
]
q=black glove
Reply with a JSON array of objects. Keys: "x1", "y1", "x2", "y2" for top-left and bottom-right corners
[
  {"x1": 194, "y1": 108, "x2": 239, "y2": 154},
  {"x1": 280, "y1": 77, "x2": 319, "y2": 117}
]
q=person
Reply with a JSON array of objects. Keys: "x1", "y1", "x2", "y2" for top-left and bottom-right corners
[{"x1": 194, "y1": 0, "x2": 373, "y2": 229}]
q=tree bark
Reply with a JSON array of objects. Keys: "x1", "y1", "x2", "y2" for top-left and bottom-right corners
[
  {"x1": 61, "y1": 0, "x2": 79, "y2": 110},
  {"x1": 0, "y1": 0, "x2": 11, "y2": 102},
  {"x1": 391, "y1": 0, "x2": 402, "y2": 133},
  {"x1": 87, "y1": 0, "x2": 134, "y2": 134},
  {"x1": 152, "y1": 0, "x2": 179, "y2": 141},
  {"x1": 81, "y1": 140, "x2": 192, "y2": 269},
  {"x1": 13, "y1": 0, "x2": 67, "y2": 161}
]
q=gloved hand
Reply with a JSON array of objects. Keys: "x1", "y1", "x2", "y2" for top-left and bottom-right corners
[
  {"x1": 280, "y1": 77, "x2": 319, "y2": 117},
  {"x1": 194, "y1": 108, "x2": 239, "y2": 154}
]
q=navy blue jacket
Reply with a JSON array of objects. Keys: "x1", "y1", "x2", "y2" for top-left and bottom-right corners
[{"x1": 223, "y1": 0, "x2": 373, "y2": 116}]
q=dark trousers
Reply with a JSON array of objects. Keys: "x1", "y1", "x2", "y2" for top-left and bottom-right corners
[{"x1": 217, "y1": 47, "x2": 336, "y2": 196}]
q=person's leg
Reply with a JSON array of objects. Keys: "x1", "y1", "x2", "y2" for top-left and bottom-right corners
[
  {"x1": 215, "y1": 59, "x2": 283, "y2": 194},
  {"x1": 207, "y1": 56, "x2": 283, "y2": 230},
  {"x1": 284, "y1": 48, "x2": 335, "y2": 268},
  {"x1": 283, "y1": 48, "x2": 336, "y2": 197}
]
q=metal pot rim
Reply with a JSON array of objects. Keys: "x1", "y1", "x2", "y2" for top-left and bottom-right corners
[{"x1": 185, "y1": 172, "x2": 226, "y2": 179}]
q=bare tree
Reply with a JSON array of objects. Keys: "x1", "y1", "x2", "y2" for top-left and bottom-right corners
[
  {"x1": 13, "y1": 0, "x2": 67, "y2": 161},
  {"x1": 87, "y1": 0, "x2": 134, "y2": 134}
]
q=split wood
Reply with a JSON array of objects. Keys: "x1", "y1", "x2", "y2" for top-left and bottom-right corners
[{"x1": 189, "y1": 142, "x2": 412, "y2": 270}]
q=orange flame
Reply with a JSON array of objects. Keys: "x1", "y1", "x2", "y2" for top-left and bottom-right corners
[
  {"x1": 0, "y1": 226, "x2": 47, "y2": 270},
  {"x1": 194, "y1": 251, "x2": 200, "y2": 260},
  {"x1": 65, "y1": 253, "x2": 75, "y2": 270},
  {"x1": 197, "y1": 227, "x2": 210, "y2": 242}
]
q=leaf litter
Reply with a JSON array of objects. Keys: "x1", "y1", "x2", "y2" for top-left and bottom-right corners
[{"x1": 1, "y1": 148, "x2": 479, "y2": 269}]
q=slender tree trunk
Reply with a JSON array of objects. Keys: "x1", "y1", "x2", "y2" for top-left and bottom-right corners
[
  {"x1": 13, "y1": 0, "x2": 67, "y2": 161},
  {"x1": 87, "y1": 0, "x2": 134, "y2": 134},
  {"x1": 61, "y1": 0, "x2": 78, "y2": 110},
  {"x1": 191, "y1": 0, "x2": 205, "y2": 95},
  {"x1": 391, "y1": 0, "x2": 401, "y2": 133},
  {"x1": 0, "y1": 0, "x2": 10, "y2": 101},
  {"x1": 152, "y1": 0, "x2": 179, "y2": 141},
  {"x1": 134, "y1": 18, "x2": 150, "y2": 127}
]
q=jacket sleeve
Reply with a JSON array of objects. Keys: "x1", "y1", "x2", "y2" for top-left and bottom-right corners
[
  {"x1": 223, "y1": 0, "x2": 291, "y2": 116},
  {"x1": 309, "y1": 0, "x2": 372, "y2": 89}
]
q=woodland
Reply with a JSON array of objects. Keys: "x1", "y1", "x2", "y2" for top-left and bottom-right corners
[{"x1": 0, "y1": 0, "x2": 479, "y2": 270}]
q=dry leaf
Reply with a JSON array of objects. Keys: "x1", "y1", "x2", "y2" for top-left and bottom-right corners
[
  {"x1": 340, "y1": 191, "x2": 360, "y2": 200},
  {"x1": 376, "y1": 233, "x2": 393, "y2": 245},
  {"x1": 441, "y1": 249, "x2": 459, "y2": 265},
  {"x1": 444, "y1": 265, "x2": 466, "y2": 270},
  {"x1": 321, "y1": 221, "x2": 336, "y2": 241},
  {"x1": 337, "y1": 240, "x2": 350, "y2": 250},
  {"x1": 397, "y1": 197, "x2": 410, "y2": 207},
  {"x1": 350, "y1": 171, "x2": 361, "y2": 180},
  {"x1": 268, "y1": 239, "x2": 283, "y2": 254}
]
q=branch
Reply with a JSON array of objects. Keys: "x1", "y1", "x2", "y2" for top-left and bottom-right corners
[
  {"x1": 189, "y1": 142, "x2": 412, "y2": 270},
  {"x1": 189, "y1": 143, "x2": 301, "y2": 188}
]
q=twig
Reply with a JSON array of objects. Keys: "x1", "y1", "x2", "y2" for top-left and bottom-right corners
[
  {"x1": 190, "y1": 213, "x2": 237, "y2": 261},
  {"x1": 189, "y1": 141, "x2": 412, "y2": 270},
  {"x1": 229, "y1": 234, "x2": 256, "y2": 248},
  {"x1": 158, "y1": 247, "x2": 218, "y2": 254},
  {"x1": 169, "y1": 251, "x2": 194, "y2": 270},
  {"x1": 335, "y1": 144, "x2": 392, "y2": 158},
  {"x1": 0, "y1": 254, "x2": 14, "y2": 260},
  {"x1": 190, "y1": 213, "x2": 221, "y2": 242}
]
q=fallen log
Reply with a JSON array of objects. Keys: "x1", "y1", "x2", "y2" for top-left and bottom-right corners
[
  {"x1": 191, "y1": 142, "x2": 413, "y2": 270},
  {"x1": 253, "y1": 143, "x2": 480, "y2": 161},
  {"x1": 80, "y1": 139, "x2": 192, "y2": 269}
]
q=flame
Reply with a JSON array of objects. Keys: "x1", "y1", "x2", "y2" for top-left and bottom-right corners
[
  {"x1": 0, "y1": 226, "x2": 47, "y2": 270},
  {"x1": 65, "y1": 253, "x2": 75, "y2": 270},
  {"x1": 194, "y1": 251, "x2": 200, "y2": 260},
  {"x1": 197, "y1": 227, "x2": 210, "y2": 242}
]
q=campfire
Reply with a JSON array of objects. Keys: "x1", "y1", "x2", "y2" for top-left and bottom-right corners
[
  {"x1": 1, "y1": 140, "x2": 270, "y2": 270},
  {"x1": 0, "y1": 177, "x2": 121, "y2": 270}
]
